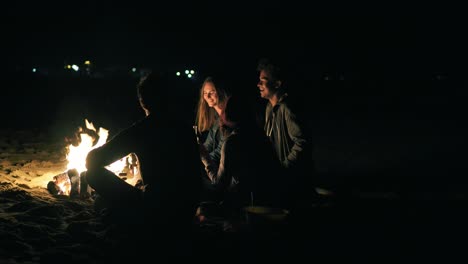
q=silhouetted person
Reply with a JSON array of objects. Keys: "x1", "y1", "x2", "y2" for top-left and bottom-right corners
[
  {"x1": 84, "y1": 71, "x2": 202, "y2": 259},
  {"x1": 199, "y1": 94, "x2": 281, "y2": 225}
]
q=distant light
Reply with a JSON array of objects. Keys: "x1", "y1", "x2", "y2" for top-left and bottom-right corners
[
  {"x1": 190, "y1": 70, "x2": 195, "y2": 74},
  {"x1": 67, "y1": 65, "x2": 72, "y2": 69},
  {"x1": 84, "y1": 60, "x2": 91, "y2": 65},
  {"x1": 132, "y1": 68, "x2": 137, "y2": 72},
  {"x1": 185, "y1": 70, "x2": 189, "y2": 74},
  {"x1": 72, "y1": 65, "x2": 79, "y2": 71},
  {"x1": 176, "y1": 72, "x2": 181, "y2": 76},
  {"x1": 32, "y1": 68, "x2": 36, "y2": 73},
  {"x1": 187, "y1": 74, "x2": 192, "y2": 78}
]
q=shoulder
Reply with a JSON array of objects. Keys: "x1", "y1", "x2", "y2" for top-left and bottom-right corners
[
  {"x1": 111, "y1": 117, "x2": 149, "y2": 138},
  {"x1": 280, "y1": 94, "x2": 306, "y2": 116},
  {"x1": 223, "y1": 132, "x2": 241, "y2": 147},
  {"x1": 221, "y1": 135, "x2": 243, "y2": 160}
]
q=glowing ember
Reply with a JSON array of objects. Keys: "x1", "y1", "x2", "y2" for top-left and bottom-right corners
[{"x1": 53, "y1": 172, "x2": 72, "y2": 195}]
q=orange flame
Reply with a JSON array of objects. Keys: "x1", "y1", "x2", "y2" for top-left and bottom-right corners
[{"x1": 58, "y1": 119, "x2": 140, "y2": 195}]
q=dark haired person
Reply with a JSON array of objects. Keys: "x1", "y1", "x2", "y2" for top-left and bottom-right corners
[
  {"x1": 84, "y1": 72, "x2": 202, "y2": 258},
  {"x1": 200, "y1": 94, "x2": 281, "y2": 226},
  {"x1": 256, "y1": 58, "x2": 316, "y2": 210}
]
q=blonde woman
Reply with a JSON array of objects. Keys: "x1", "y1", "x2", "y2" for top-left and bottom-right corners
[{"x1": 195, "y1": 76, "x2": 230, "y2": 202}]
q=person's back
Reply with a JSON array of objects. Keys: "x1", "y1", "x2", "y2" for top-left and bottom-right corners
[
  {"x1": 127, "y1": 115, "x2": 201, "y2": 228},
  {"x1": 132, "y1": 73, "x2": 201, "y2": 232},
  {"x1": 211, "y1": 95, "x2": 282, "y2": 210},
  {"x1": 85, "y1": 72, "x2": 202, "y2": 257},
  {"x1": 224, "y1": 125, "x2": 281, "y2": 207}
]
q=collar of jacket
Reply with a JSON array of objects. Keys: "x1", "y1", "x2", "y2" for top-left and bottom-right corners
[{"x1": 271, "y1": 92, "x2": 288, "y2": 111}]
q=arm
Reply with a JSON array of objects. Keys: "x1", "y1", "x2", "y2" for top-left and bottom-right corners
[
  {"x1": 283, "y1": 106, "x2": 309, "y2": 169},
  {"x1": 202, "y1": 128, "x2": 215, "y2": 153},
  {"x1": 86, "y1": 126, "x2": 137, "y2": 170},
  {"x1": 208, "y1": 133, "x2": 224, "y2": 162},
  {"x1": 203, "y1": 123, "x2": 223, "y2": 162},
  {"x1": 199, "y1": 143, "x2": 218, "y2": 182},
  {"x1": 208, "y1": 136, "x2": 235, "y2": 188},
  {"x1": 200, "y1": 123, "x2": 223, "y2": 178}
]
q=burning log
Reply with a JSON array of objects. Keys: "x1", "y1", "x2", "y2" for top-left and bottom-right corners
[
  {"x1": 68, "y1": 169, "x2": 80, "y2": 197},
  {"x1": 46, "y1": 119, "x2": 141, "y2": 197},
  {"x1": 118, "y1": 153, "x2": 139, "y2": 180},
  {"x1": 47, "y1": 169, "x2": 79, "y2": 197},
  {"x1": 79, "y1": 171, "x2": 93, "y2": 198},
  {"x1": 47, "y1": 181, "x2": 60, "y2": 195}
]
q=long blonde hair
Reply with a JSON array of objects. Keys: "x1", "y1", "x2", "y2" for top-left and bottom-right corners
[{"x1": 195, "y1": 76, "x2": 229, "y2": 132}]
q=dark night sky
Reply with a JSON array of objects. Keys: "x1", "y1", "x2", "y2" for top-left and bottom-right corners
[{"x1": 6, "y1": 1, "x2": 466, "y2": 72}]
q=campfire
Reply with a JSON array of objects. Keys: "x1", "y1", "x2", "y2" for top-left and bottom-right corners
[{"x1": 47, "y1": 119, "x2": 141, "y2": 197}]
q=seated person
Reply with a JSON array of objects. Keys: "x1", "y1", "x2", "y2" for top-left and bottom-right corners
[
  {"x1": 194, "y1": 76, "x2": 230, "y2": 204},
  {"x1": 200, "y1": 94, "x2": 281, "y2": 221},
  {"x1": 84, "y1": 72, "x2": 202, "y2": 255}
]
